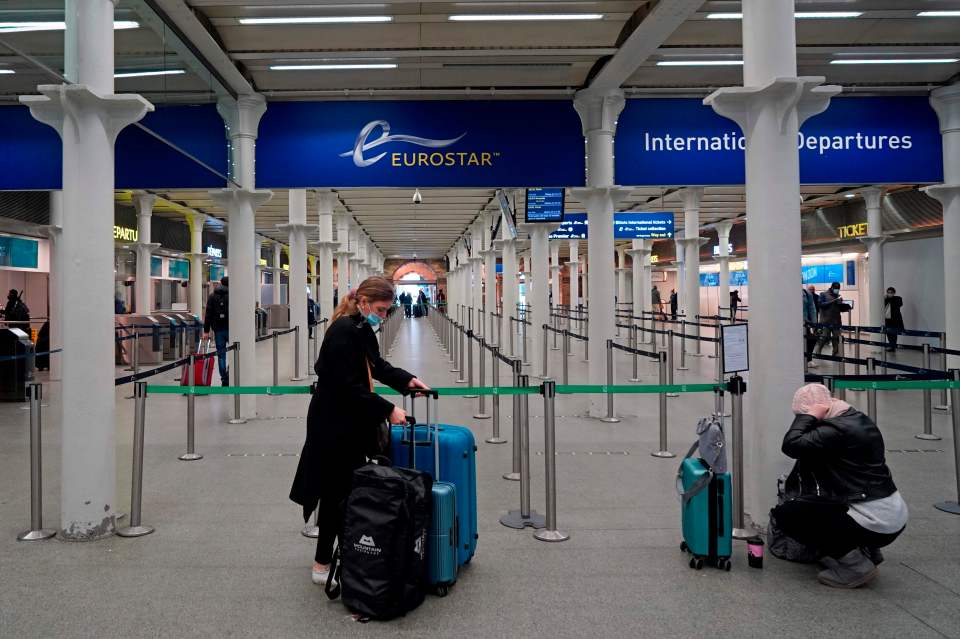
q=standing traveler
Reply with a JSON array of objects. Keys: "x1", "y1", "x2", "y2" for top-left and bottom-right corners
[
  {"x1": 814, "y1": 282, "x2": 851, "y2": 359},
  {"x1": 417, "y1": 289, "x2": 428, "y2": 317},
  {"x1": 729, "y1": 290, "x2": 742, "y2": 321},
  {"x1": 651, "y1": 285, "x2": 664, "y2": 319},
  {"x1": 807, "y1": 285, "x2": 821, "y2": 315},
  {"x1": 307, "y1": 294, "x2": 319, "y2": 338},
  {"x1": 202, "y1": 276, "x2": 230, "y2": 386},
  {"x1": 883, "y1": 287, "x2": 904, "y2": 352},
  {"x1": 771, "y1": 384, "x2": 907, "y2": 588},
  {"x1": 2, "y1": 289, "x2": 30, "y2": 324},
  {"x1": 802, "y1": 287, "x2": 819, "y2": 365},
  {"x1": 289, "y1": 276, "x2": 430, "y2": 587},
  {"x1": 669, "y1": 289, "x2": 678, "y2": 320}
]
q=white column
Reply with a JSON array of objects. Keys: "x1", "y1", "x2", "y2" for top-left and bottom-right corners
[
  {"x1": 573, "y1": 90, "x2": 629, "y2": 417},
  {"x1": 185, "y1": 212, "x2": 206, "y2": 317},
  {"x1": 616, "y1": 246, "x2": 628, "y2": 309},
  {"x1": 550, "y1": 240, "x2": 562, "y2": 310},
  {"x1": 523, "y1": 223, "x2": 560, "y2": 378},
  {"x1": 47, "y1": 191, "x2": 63, "y2": 381},
  {"x1": 672, "y1": 235, "x2": 685, "y2": 314},
  {"x1": 627, "y1": 240, "x2": 648, "y2": 326},
  {"x1": 279, "y1": 189, "x2": 314, "y2": 380},
  {"x1": 567, "y1": 240, "x2": 580, "y2": 311},
  {"x1": 713, "y1": 221, "x2": 734, "y2": 317},
  {"x1": 20, "y1": 0, "x2": 152, "y2": 539},
  {"x1": 482, "y1": 212, "x2": 498, "y2": 342},
  {"x1": 859, "y1": 187, "x2": 887, "y2": 332},
  {"x1": 679, "y1": 188, "x2": 706, "y2": 320},
  {"x1": 497, "y1": 235, "x2": 518, "y2": 347},
  {"x1": 925, "y1": 83, "x2": 960, "y2": 371},
  {"x1": 270, "y1": 242, "x2": 282, "y2": 305},
  {"x1": 335, "y1": 213, "x2": 352, "y2": 301},
  {"x1": 705, "y1": 0, "x2": 839, "y2": 525},
  {"x1": 314, "y1": 190, "x2": 338, "y2": 318},
  {"x1": 133, "y1": 192, "x2": 158, "y2": 313}
]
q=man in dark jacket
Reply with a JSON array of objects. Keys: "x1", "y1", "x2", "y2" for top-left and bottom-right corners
[
  {"x1": 883, "y1": 287, "x2": 904, "y2": 351},
  {"x1": 772, "y1": 383, "x2": 907, "y2": 588},
  {"x1": 814, "y1": 282, "x2": 851, "y2": 358},
  {"x1": 202, "y1": 276, "x2": 230, "y2": 386},
  {"x1": 669, "y1": 289, "x2": 678, "y2": 319},
  {"x1": 2, "y1": 289, "x2": 29, "y2": 323},
  {"x1": 729, "y1": 289, "x2": 742, "y2": 321}
]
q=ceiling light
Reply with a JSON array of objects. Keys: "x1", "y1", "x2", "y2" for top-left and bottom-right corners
[
  {"x1": 706, "y1": 12, "x2": 861, "y2": 19},
  {"x1": 115, "y1": 69, "x2": 186, "y2": 78},
  {"x1": 270, "y1": 63, "x2": 397, "y2": 71},
  {"x1": 0, "y1": 69, "x2": 14, "y2": 75},
  {"x1": 657, "y1": 60, "x2": 743, "y2": 66},
  {"x1": 448, "y1": 14, "x2": 603, "y2": 22},
  {"x1": 918, "y1": 11, "x2": 960, "y2": 17},
  {"x1": 0, "y1": 20, "x2": 138, "y2": 33},
  {"x1": 830, "y1": 58, "x2": 959, "y2": 65},
  {"x1": 844, "y1": 193, "x2": 856, "y2": 199},
  {"x1": 238, "y1": 16, "x2": 392, "y2": 25}
]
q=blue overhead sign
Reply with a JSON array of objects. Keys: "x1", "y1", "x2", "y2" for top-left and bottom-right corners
[
  {"x1": 615, "y1": 96, "x2": 943, "y2": 186},
  {"x1": 525, "y1": 187, "x2": 565, "y2": 223},
  {"x1": 257, "y1": 101, "x2": 585, "y2": 188},
  {"x1": 801, "y1": 263, "x2": 845, "y2": 285},
  {"x1": 549, "y1": 213, "x2": 587, "y2": 240},
  {"x1": 613, "y1": 212, "x2": 674, "y2": 239}
]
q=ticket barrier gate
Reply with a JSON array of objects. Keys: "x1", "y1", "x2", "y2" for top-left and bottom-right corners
[
  {"x1": 154, "y1": 314, "x2": 183, "y2": 361},
  {"x1": 265, "y1": 304, "x2": 290, "y2": 329},
  {"x1": 115, "y1": 315, "x2": 163, "y2": 365},
  {"x1": 0, "y1": 327, "x2": 34, "y2": 401},
  {"x1": 171, "y1": 313, "x2": 202, "y2": 353},
  {"x1": 256, "y1": 307, "x2": 268, "y2": 338}
]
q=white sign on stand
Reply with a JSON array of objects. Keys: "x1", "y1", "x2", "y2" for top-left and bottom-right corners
[{"x1": 721, "y1": 323, "x2": 749, "y2": 374}]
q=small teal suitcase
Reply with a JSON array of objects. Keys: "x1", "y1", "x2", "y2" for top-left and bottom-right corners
[
  {"x1": 428, "y1": 481, "x2": 458, "y2": 596},
  {"x1": 678, "y1": 456, "x2": 733, "y2": 570}
]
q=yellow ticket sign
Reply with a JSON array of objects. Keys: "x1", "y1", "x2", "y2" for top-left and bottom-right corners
[{"x1": 837, "y1": 223, "x2": 867, "y2": 239}]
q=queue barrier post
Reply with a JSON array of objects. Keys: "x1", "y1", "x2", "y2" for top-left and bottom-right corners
[
  {"x1": 601, "y1": 339, "x2": 620, "y2": 423},
  {"x1": 272, "y1": 331, "x2": 279, "y2": 387},
  {"x1": 728, "y1": 376, "x2": 752, "y2": 539},
  {"x1": 541, "y1": 324, "x2": 549, "y2": 380},
  {"x1": 693, "y1": 318, "x2": 703, "y2": 357},
  {"x1": 666, "y1": 330, "x2": 678, "y2": 397},
  {"x1": 228, "y1": 342, "x2": 246, "y2": 424},
  {"x1": 497, "y1": 312, "x2": 503, "y2": 347},
  {"x1": 534, "y1": 379, "x2": 569, "y2": 543},
  {"x1": 17, "y1": 383, "x2": 56, "y2": 541},
  {"x1": 629, "y1": 325, "x2": 640, "y2": 383},
  {"x1": 866, "y1": 358, "x2": 878, "y2": 424},
  {"x1": 552, "y1": 313, "x2": 560, "y2": 351},
  {"x1": 503, "y1": 359, "x2": 523, "y2": 481},
  {"x1": 508, "y1": 316, "x2": 516, "y2": 358},
  {"x1": 933, "y1": 369, "x2": 960, "y2": 514},
  {"x1": 562, "y1": 330, "x2": 570, "y2": 385},
  {"x1": 117, "y1": 382, "x2": 155, "y2": 538},
  {"x1": 292, "y1": 325, "x2": 306, "y2": 381},
  {"x1": 678, "y1": 321, "x2": 689, "y2": 371},
  {"x1": 935, "y1": 332, "x2": 949, "y2": 411},
  {"x1": 521, "y1": 318, "x2": 529, "y2": 367},
  {"x1": 916, "y1": 343, "x2": 941, "y2": 441},
  {"x1": 486, "y1": 346, "x2": 506, "y2": 444},
  {"x1": 456, "y1": 325, "x2": 467, "y2": 382},
  {"x1": 474, "y1": 338, "x2": 490, "y2": 418},
  {"x1": 652, "y1": 352, "x2": 675, "y2": 459},
  {"x1": 582, "y1": 318, "x2": 589, "y2": 362},
  {"x1": 500, "y1": 373, "x2": 545, "y2": 529},
  {"x1": 179, "y1": 354, "x2": 203, "y2": 461},
  {"x1": 837, "y1": 335, "x2": 847, "y2": 401},
  {"x1": 464, "y1": 330, "x2": 477, "y2": 395},
  {"x1": 854, "y1": 327, "x2": 862, "y2": 376}
]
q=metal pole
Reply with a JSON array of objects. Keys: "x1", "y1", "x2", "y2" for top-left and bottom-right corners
[
  {"x1": 666, "y1": 330, "x2": 678, "y2": 397},
  {"x1": 837, "y1": 334, "x2": 847, "y2": 401},
  {"x1": 678, "y1": 321, "x2": 688, "y2": 371},
  {"x1": 464, "y1": 330, "x2": 476, "y2": 394},
  {"x1": 179, "y1": 354, "x2": 203, "y2": 461},
  {"x1": 292, "y1": 325, "x2": 305, "y2": 381},
  {"x1": 500, "y1": 373, "x2": 545, "y2": 529},
  {"x1": 132, "y1": 332, "x2": 140, "y2": 374},
  {"x1": 448, "y1": 320, "x2": 456, "y2": 365},
  {"x1": 474, "y1": 338, "x2": 490, "y2": 418},
  {"x1": 117, "y1": 382, "x2": 155, "y2": 538},
  {"x1": 552, "y1": 313, "x2": 560, "y2": 350},
  {"x1": 602, "y1": 339, "x2": 619, "y2": 423},
  {"x1": 509, "y1": 316, "x2": 515, "y2": 357},
  {"x1": 17, "y1": 383, "x2": 55, "y2": 541},
  {"x1": 521, "y1": 318, "x2": 529, "y2": 366},
  {"x1": 854, "y1": 327, "x2": 862, "y2": 376},
  {"x1": 866, "y1": 358, "x2": 877, "y2": 424},
  {"x1": 497, "y1": 312, "x2": 503, "y2": 347},
  {"x1": 582, "y1": 318, "x2": 589, "y2": 362},
  {"x1": 694, "y1": 318, "x2": 702, "y2": 356},
  {"x1": 933, "y1": 369, "x2": 960, "y2": 514},
  {"x1": 541, "y1": 323, "x2": 549, "y2": 379},
  {"x1": 229, "y1": 342, "x2": 245, "y2": 424},
  {"x1": 652, "y1": 352, "x2": 675, "y2": 458},
  {"x1": 729, "y1": 376, "x2": 751, "y2": 539},
  {"x1": 272, "y1": 331, "x2": 279, "y2": 387},
  {"x1": 936, "y1": 333, "x2": 949, "y2": 411},
  {"x1": 562, "y1": 330, "x2": 569, "y2": 385},
  {"x1": 715, "y1": 335, "x2": 724, "y2": 416},
  {"x1": 504, "y1": 359, "x2": 522, "y2": 481},
  {"x1": 456, "y1": 325, "x2": 467, "y2": 382},
  {"x1": 917, "y1": 343, "x2": 940, "y2": 440},
  {"x1": 534, "y1": 379, "x2": 569, "y2": 542},
  {"x1": 487, "y1": 346, "x2": 506, "y2": 444},
  {"x1": 629, "y1": 325, "x2": 640, "y2": 383}
]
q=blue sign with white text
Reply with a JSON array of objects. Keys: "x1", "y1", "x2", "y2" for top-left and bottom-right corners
[
  {"x1": 256, "y1": 101, "x2": 585, "y2": 188},
  {"x1": 525, "y1": 187, "x2": 565, "y2": 223},
  {"x1": 801, "y1": 263, "x2": 845, "y2": 285},
  {"x1": 613, "y1": 212, "x2": 674, "y2": 239},
  {"x1": 616, "y1": 97, "x2": 943, "y2": 186},
  {"x1": 549, "y1": 213, "x2": 587, "y2": 240}
]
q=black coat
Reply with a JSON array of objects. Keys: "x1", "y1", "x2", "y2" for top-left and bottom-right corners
[
  {"x1": 289, "y1": 313, "x2": 414, "y2": 519},
  {"x1": 203, "y1": 285, "x2": 229, "y2": 332},
  {"x1": 884, "y1": 295, "x2": 904, "y2": 329},
  {"x1": 782, "y1": 408, "x2": 897, "y2": 503}
]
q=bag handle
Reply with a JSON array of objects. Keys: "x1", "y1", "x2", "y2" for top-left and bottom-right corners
[{"x1": 324, "y1": 547, "x2": 342, "y2": 600}]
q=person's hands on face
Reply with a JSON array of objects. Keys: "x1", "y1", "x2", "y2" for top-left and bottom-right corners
[
  {"x1": 806, "y1": 403, "x2": 830, "y2": 421},
  {"x1": 407, "y1": 377, "x2": 430, "y2": 393},
  {"x1": 389, "y1": 405, "x2": 407, "y2": 425}
]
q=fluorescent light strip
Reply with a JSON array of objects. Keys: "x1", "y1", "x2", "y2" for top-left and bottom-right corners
[
  {"x1": 918, "y1": 11, "x2": 960, "y2": 17},
  {"x1": 448, "y1": 13, "x2": 603, "y2": 22},
  {"x1": 238, "y1": 16, "x2": 392, "y2": 25},
  {"x1": 115, "y1": 69, "x2": 186, "y2": 78},
  {"x1": 830, "y1": 58, "x2": 958, "y2": 65},
  {"x1": 270, "y1": 63, "x2": 397, "y2": 71},
  {"x1": 706, "y1": 12, "x2": 861, "y2": 19},
  {"x1": 0, "y1": 69, "x2": 14, "y2": 75},
  {"x1": 0, "y1": 20, "x2": 138, "y2": 33},
  {"x1": 657, "y1": 60, "x2": 743, "y2": 66}
]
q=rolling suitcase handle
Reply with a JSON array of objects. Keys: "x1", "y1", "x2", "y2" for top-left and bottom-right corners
[{"x1": 403, "y1": 390, "x2": 441, "y2": 476}]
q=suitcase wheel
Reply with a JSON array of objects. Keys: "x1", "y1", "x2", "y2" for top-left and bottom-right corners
[
  {"x1": 679, "y1": 541, "x2": 688, "y2": 553},
  {"x1": 689, "y1": 557, "x2": 704, "y2": 570},
  {"x1": 717, "y1": 558, "x2": 732, "y2": 572},
  {"x1": 434, "y1": 585, "x2": 449, "y2": 597}
]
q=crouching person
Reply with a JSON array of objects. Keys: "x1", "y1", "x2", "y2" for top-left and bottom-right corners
[{"x1": 771, "y1": 383, "x2": 907, "y2": 588}]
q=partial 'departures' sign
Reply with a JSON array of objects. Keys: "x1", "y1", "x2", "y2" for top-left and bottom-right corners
[{"x1": 548, "y1": 212, "x2": 674, "y2": 239}]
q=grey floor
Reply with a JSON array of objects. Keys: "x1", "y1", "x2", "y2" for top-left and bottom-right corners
[{"x1": 1, "y1": 317, "x2": 958, "y2": 638}]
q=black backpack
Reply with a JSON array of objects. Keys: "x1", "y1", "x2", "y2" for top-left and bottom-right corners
[{"x1": 326, "y1": 457, "x2": 432, "y2": 621}]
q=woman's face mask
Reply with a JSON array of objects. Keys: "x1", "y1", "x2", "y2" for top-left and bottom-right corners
[{"x1": 360, "y1": 299, "x2": 389, "y2": 327}]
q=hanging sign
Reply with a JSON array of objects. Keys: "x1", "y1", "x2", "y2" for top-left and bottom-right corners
[
  {"x1": 206, "y1": 245, "x2": 223, "y2": 258},
  {"x1": 613, "y1": 212, "x2": 674, "y2": 239},
  {"x1": 114, "y1": 226, "x2": 138, "y2": 242},
  {"x1": 837, "y1": 223, "x2": 868, "y2": 239}
]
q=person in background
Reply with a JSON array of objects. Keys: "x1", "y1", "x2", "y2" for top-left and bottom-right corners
[
  {"x1": 803, "y1": 286, "x2": 819, "y2": 366},
  {"x1": 814, "y1": 282, "x2": 851, "y2": 359},
  {"x1": 2, "y1": 289, "x2": 29, "y2": 324},
  {"x1": 807, "y1": 284, "x2": 821, "y2": 316},
  {"x1": 418, "y1": 289, "x2": 429, "y2": 317},
  {"x1": 307, "y1": 293, "x2": 319, "y2": 338},
  {"x1": 114, "y1": 296, "x2": 126, "y2": 315},
  {"x1": 202, "y1": 276, "x2": 230, "y2": 386},
  {"x1": 883, "y1": 287, "x2": 904, "y2": 352},
  {"x1": 772, "y1": 383, "x2": 907, "y2": 588},
  {"x1": 651, "y1": 285, "x2": 664, "y2": 319},
  {"x1": 669, "y1": 289, "x2": 678, "y2": 320},
  {"x1": 729, "y1": 289, "x2": 742, "y2": 321}
]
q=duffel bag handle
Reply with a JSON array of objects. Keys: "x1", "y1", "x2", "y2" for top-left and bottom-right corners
[{"x1": 324, "y1": 547, "x2": 342, "y2": 600}]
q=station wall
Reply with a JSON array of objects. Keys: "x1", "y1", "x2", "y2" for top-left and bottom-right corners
[{"x1": 882, "y1": 236, "x2": 945, "y2": 342}]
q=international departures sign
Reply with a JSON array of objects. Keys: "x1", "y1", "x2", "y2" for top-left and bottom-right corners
[{"x1": 0, "y1": 96, "x2": 943, "y2": 190}]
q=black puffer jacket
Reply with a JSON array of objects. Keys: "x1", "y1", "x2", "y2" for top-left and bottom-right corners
[{"x1": 782, "y1": 408, "x2": 897, "y2": 503}]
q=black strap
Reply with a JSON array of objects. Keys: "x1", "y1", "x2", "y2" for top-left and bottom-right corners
[{"x1": 324, "y1": 547, "x2": 342, "y2": 600}]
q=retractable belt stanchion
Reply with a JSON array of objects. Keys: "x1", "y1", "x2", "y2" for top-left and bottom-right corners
[
  {"x1": 521, "y1": 319, "x2": 529, "y2": 367},
  {"x1": 629, "y1": 325, "x2": 640, "y2": 383},
  {"x1": 935, "y1": 332, "x2": 949, "y2": 411},
  {"x1": 508, "y1": 316, "x2": 516, "y2": 358},
  {"x1": 541, "y1": 324, "x2": 549, "y2": 380},
  {"x1": 678, "y1": 321, "x2": 689, "y2": 371},
  {"x1": 666, "y1": 330, "x2": 678, "y2": 397},
  {"x1": 486, "y1": 346, "x2": 506, "y2": 443},
  {"x1": 837, "y1": 335, "x2": 847, "y2": 401},
  {"x1": 474, "y1": 338, "x2": 490, "y2": 418},
  {"x1": 652, "y1": 352, "x2": 675, "y2": 458},
  {"x1": 504, "y1": 360, "x2": 522, "y2": 481},
  {"x1": 728, "y1": 376, "x2": 752, "y2": 539},
  {"x1": 292, "y1": 325, "x2": 305, "y2": 381},
  {"x1": 602, "y1": 339, "x2": 620, "y2": 423},
  {"x1": 693, "y1": 319, "x2": 703, "y2": 357},
  {"x1": 271, "y1": 331, "x2": 280, "y2": 387},
  {"x1": 562, "y1": 330, "x2": 570, "y2": 385},
  {"x1": 117, "y1": 382, "x2": 154, "y2": 538},
  {"x1": 854, "y1": 327, "x2": 863, "y2": 377},
  {"x1": 916, "y1": 343, "x2": 941, "y2": 441},
  {"x1": 463, "y1": 330, "x2": 477, "y2": 395},
  {"x1": 534, "y1": 379, "x2": 569, "y2": 542},
  {"x1": 715, "y1": 338, "x2": 724, "y2": 416},
  {"x1": 500, "y1": 373, "x2": 545, "y2": 530},
  {"x1": 179, "y1": 354, "x2": 203, "y2": 461},
  {"x1": 17, "y1": 383, "x2": 55, "y2": 541},
  {"x1": 229, "y1": 343, "x2": 246, "y2": 424},
  {"x1": 711, "y1": 318, "x2": 720, "y2": 359},
  {"x1": 456, "y1": 325, "x2": 467, "y2": 383},
  {"x1": 497, "y1": 312, "x2": 503, "y2": 347},
  {"x1": 933, "y1": 369, "x2": 960, "y2": 514},
  {"x1": 448, "y1": 320, "x2": 456, "y2": 365},
  {"x1": 582, "y1": 318, "x2": 589, "y2": 362},
  {"x1": 866, "y1": 358, "x2": 877, "y2": 424},
  {"x1": 551, "y1": 314, "x2": 560, "y2": 351}
]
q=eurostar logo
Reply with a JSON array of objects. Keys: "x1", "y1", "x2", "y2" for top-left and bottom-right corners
[{"x1": 340, "y1": 120, "x2": 498, "y2": 168}]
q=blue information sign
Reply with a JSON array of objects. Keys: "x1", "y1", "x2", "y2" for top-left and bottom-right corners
[
  {"x1": 525, "y1": 187, "x2": 565, "y2": 223},
  {"x1": 549, "y1": 213, "x2": 587, "y2": 240},
  {"x1": 0, "y1": 235, "x2": 39, "y2": 269},
  {"x1": 801, "y1": 263, "x2": 845, "y2": 285},
  {"x1": 613, "y1": 212, "x2": 674, "y2": 239}
]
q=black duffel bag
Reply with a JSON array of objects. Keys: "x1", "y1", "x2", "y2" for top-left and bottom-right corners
[{"x1": 326, "y1": 456, "x2": 432, "y2": 621}]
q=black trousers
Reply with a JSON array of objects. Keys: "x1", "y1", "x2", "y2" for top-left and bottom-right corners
[
  {"x1": 772, "y1": 500, "x2": 903, "y2": 559},
  {"x1": 314, "y1": 474, "x2": 353, "y2": 565},
  {"x1": 884, "y1": 320, "x2": 900, "y2": 348}
]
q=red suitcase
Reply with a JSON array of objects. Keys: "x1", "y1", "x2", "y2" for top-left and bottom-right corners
[{"x1": 180, "y1": 339, "x2": 215, "y2": 386}]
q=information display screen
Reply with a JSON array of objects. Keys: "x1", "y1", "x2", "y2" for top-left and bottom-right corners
[
  {"x1": 525, "y1": 187, "x2": 565, "y2": 223},
  {"x1": 801, "y1": 263, "x2": 844, "y2": 285},
  {"x1": 0, "y1": 235, "x2": 39, "y2": 269},
  {"x1": 169, "y1": 258, "x2": 190, "y2": 280},
  {"x1": 549, "y1": 213, "x2": 587, "y2": 240},
  {"x1": 613, "y1": 212, "x2": 674, "y2": 239}
]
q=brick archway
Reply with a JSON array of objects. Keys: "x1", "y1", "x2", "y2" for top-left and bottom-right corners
[{"x1": 390, "y1": 260, "x2": 439, "y2": 283}]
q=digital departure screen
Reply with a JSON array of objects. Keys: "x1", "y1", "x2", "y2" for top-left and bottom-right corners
[
  {"x1": 525, "y1": 188, "x2": 565, "y2": 223},
  {"x1": 613, "y1": 212, "x2": 675, "y2": 239},
  {"x1": 549, "y1": 213, "x2": 587, "y2": 240}
]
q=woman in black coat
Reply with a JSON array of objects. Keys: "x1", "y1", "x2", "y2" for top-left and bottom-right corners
[
  {"x1": 883, "y1": 287, "x2": 904, "y2": 351},
  {"x1": 289, "y1": 276, "x2": 429, "y2": 586}
]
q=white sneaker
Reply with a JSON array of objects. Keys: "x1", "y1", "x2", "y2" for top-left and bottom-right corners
[
  {"x1": 808, "y1": 361, "x2": 819, "y2": 368},
  {"x1": 312, "y1": 567, "x2": 329, "y2": 585}
]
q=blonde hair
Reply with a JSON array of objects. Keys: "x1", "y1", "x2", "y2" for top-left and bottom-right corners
[{"x1": 330, "y1": 276, "x2": 395, "y2": 324}]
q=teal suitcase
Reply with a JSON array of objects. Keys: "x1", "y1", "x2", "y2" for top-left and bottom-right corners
[
  {"x1": 678, "y1": 457, "x2": 733, "y2": 570},
  {"x1": 428, "y1": 481, "x2": 458, "y2": 596}
]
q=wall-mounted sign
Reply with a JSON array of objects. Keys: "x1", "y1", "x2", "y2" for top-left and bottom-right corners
[
  {"x1": 549, "y1": 213, "x2": 587, "y2": 240},
  {"x1": 0, "y1": 235, "x2": 39, "y2": 269},
  {"x1": 650, "y1": 255, "x2": 660, "y2": 264},
  {"x1": 114, "y1": 225, "x2": 138, "y2": 242},
  {"x1": 206, "y1": 245, "x2": 223, "y2": 258},
  {"x1": 712, "y1": 243, "x2": 734, "y2": 256},
  {"x1": 258, "y1": 258, "x2": 268, "y2": 266},
  {"x1": 801, "y1": 263, "x2": 845, "y2": 284},
  {"x1": 525, "y1": 187, "x2": 565, "y2": 223},
  {"x1": 169, "y1": 258, "x2": 189, "y2": 280},
  {"x1": 837, "y1": 223, "x2": 868, "y2": 239},
  {"x1": 614, "y1": 212, "x2": 674, "y2": 239}
]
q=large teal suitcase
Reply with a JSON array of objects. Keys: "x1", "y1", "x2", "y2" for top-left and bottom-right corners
[{"x1": 678, "y1": 456, "x2": 733, "y2": 571}]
